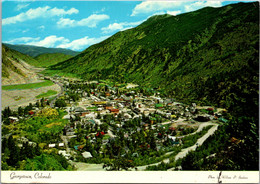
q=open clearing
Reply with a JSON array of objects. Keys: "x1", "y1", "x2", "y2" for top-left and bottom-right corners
[
  {"x1": 2, "y1": 80, "x2": 54, "y2": 90},
  {"x1": 2, "y1": 83, "x2": 61, "y2": 110},
  {"x1": 36, "y1": 90, "x2": 58, "y2": 99}
]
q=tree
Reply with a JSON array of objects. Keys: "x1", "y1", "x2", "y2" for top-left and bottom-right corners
[
  {"x1": 2, "y1": 107, "x2": 12, "y2": 118},
  {"x1": 18, "y1": 106, "x2": 24, "y2": 116},
  {"x1": 36, "y1": 101, "x2": 40, "y2": 108},
  {"x1": 55, "y1": 99, "x2": 66, "y2": 108},
  {"x1": 104, "y1": 157, "x2": 135, "y2": 171},
  {"x1": 7, "y1": 136, "x2": 20, "y2": 167}
]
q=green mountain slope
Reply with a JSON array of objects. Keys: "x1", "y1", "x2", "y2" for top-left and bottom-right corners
[
  {"x1": 34, "y1": 53, "x2": 72, "y2": 68},
  {"x1": 3, "y1": 43, "x2": 79, "y2": 58},
  {"x1": 51, "y1": 2, "x2": 259, "y2": 108}
]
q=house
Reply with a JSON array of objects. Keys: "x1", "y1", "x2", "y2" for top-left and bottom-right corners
[
  {"x1": 82, "y1": 151, "x2": 93, "y2": 158},
  {"x1": 75, "y1": 107, "x2": 85, "y2": 113},
  {"x1": 74, "y1": 145, "x2": 84, "y2": 151},
  {"x1": 110, "y1": 109, "x2": 119, "y2": 113},
  {"x1": 29, "y1": 111, "x2": 34, "y2": 115},
  {"x1": 63, "y1": 114, "x2": 76, "y2": 120},
  {"x1": 105, "y1": 106, "x2": 113, "y2": 110},
  {"x1": 58, "y1": 150, "x2": 71, "y2": 159},
  {"x1": 168, "y1": 135, "x2": 177, "y2": 144},
  {"x1": 81, "y1": 112, "x2": 89, "y2": 117},
  {"x1": 9, "y1": 116, "x2": 18, "y2": 123},
  {"x1": 118, "y1": 103, "x2": 124, "y2": 108},
  {"x1": 58, "y1": 143, "x2": 64, "y2": 147},
  {"x1": 49, "y1": 144, "x2": 56, "y2": 148}
]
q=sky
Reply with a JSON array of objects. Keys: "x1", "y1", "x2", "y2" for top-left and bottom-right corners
[{"x1": 2, "y1": 0, "x2": 253, "y2": 51}]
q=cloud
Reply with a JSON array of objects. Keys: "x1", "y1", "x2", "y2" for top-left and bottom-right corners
[
  {"x1": 26, "y1": 35, "x2": 70, "y2": 48},
  {"x1": 101, "y1": 20, "x2": 144, "y2": 34},
  {"x1": 57, "y1": 36, "x2": 109, "y2": 51},
  {"x1": 3, "y1": 35, "x2": 109, "y2": 50},
  {"x1": 15, "y1": 3, "x2": 30, "y2": 11},
  {"x1": 57, "y1": 14, "x2": 109, "y2": 28},
  {"x1": 22, "y1": 29, "x2": 29, "y2": 33},
  {"x1": 184, "y1": 1, "x2": 222, "y2": 12},
  {"x1": 131, "y1": 1, "x2": 183, "y2": 16},
  {"x1": 37, "y1": 25, "x2": 45, "y2": 30},
  {"x1": 3, "y1": 6, "x2": 79, "y2": 25},
  {"x1": 131, "y1": 1, "x2": 223, "y2": 16},
  {"x1": 167, "y1": 10, "x2": 181, "y2": 16},
  {"x1": 4, "y1": 37, "x2": 40, "y2": 44}
]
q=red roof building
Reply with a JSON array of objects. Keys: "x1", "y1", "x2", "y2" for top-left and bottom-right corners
[
  {"x1": 29, "y1": 111, "x2": 34, "y2": 115},
  {"x1": 110, "y1": 109, "x2": 119, "y2": 113}
]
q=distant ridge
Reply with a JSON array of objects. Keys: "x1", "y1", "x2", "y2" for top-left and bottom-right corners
[
  {"x1": 3, "y1": 43, "x2": 79, "y2": 58},
  {"x1": 34, "y1": 53, "x2": 73, "y2": 68}
]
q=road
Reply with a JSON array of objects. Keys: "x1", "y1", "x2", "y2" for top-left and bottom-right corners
[
  {"x1": 178, "y1": 121, "x2": 217, "y2": 138},
  {"x1": 50, "y1": 80, "x2": 64, "y2": 107},
  {"x1": 132, "y1": 123, "x2": 219, "y2": 171},
  {"x1": 70, "y1": 161, "x2": 105, "y2": 171},
  {"x1": 60, "y1": 135, "x2": 70, "y2": 152},
  {"x1": 174, "y1": 124, "x2": 218, "y2": 161}
]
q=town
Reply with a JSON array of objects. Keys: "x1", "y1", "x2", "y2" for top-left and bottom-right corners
[{"x1": 1, "y1": 75, "x2": 229, "y2": 171}]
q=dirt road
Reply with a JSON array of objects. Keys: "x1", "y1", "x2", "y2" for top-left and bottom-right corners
[{"x1": 70, "y1": 161, "x2": 105, "y2": 171}]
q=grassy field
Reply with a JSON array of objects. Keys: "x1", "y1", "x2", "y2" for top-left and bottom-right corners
[
  {"x1": 36, "y1": 90, "x2": 57, "y2": 98},
  {"x1": 2, "y1": 80, "x2": 54, "y2": 90}
]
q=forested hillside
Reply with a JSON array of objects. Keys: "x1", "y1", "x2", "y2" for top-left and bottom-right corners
[
  {"x1": 51, "y1": 2, "x2": 259, "y2": 108},
  {"x1": 34, "y1": 53, "x2": 72, "y2": 68}
]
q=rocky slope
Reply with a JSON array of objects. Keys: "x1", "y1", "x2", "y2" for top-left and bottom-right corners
[{"x1": 2, "y1": 45, "x2": 41, "y2": 85}]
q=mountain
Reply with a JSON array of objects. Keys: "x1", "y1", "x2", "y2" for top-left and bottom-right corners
[
  {"x1": 51, "y1": 2, "x2": 259, "y2": 109},
  {"x1": 34, "y1": 53, "x2": 73, "y2": 68},
  {"x1": 51, "y1": 2, "x2": 259, "y2": 170},
  {"x1": 3, "y1": 43, "x2": 79, "y2": 58},
  {"x1": 2, "y1": 44, "x2": 40, "y2": 85}
]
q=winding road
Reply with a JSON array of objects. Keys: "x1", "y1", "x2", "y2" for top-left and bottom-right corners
[{"x1": 128, "y1": 122, "x2": 219, "y2": 171}]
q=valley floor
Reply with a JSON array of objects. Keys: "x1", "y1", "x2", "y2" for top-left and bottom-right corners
[
  {"x1": 1, "y1": 84, "x2": 61, "y2": 110},
  {"x1": 2, "y1": 68, "x2": 62, "y2": 110}
]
